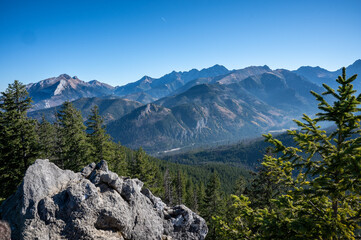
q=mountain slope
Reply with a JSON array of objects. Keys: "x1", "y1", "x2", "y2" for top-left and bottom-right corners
[
  {"x1": 107, "y1": 83, "x2": 287, "y2": 152},
  {"x1": 29, "y1": 97, "x2": 143, "y2": 124},
  {"x1": 238, "y1": 69, "x2": 323, "y2": 114},
  {"x1": 106, "y1": 68, "x2": 324, "y2": 153}
]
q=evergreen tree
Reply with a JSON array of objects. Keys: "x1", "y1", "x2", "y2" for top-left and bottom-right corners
[
  {"x1": 216, "y1": 68, "x2": 361, "y2": 239},
  {"x1": 37, "y1": 115, "x2": 56, "y2": 160},
  {"x1": 55, "y1": 101, "x2": 89, "y2": 171},
  {"x1": 201, "y1": 171, "x2": 222, "y2": 239},
  {"x1": 185, "y1": 178, "x2": 197, "y2": 211},
  {"x1": 174, "y1": 170, "x2": 186, "y2": 205},
  {"x1": 163, "y1": 168, "x2": 174, "y2": 205},
  {"x1": 109, "y1": 142, "x2": 128, "y2": 177},
  {"x1": 0, "y1": 80, "x2": 38, "y2": 198},
  {"x1": 197, "y1": 182, "x2": 206, "y2": 212},
  {"x1": 86, "y1": 105, "x2": 112, "y2": 162},
  {"x1": 244, "y1": 148, "x2": 287, "y2": 209},
  {"x1": 129, "y1": 148, "x2": 158, "y2": 191},
  {"x1": 233, "y1": 175, "x2": 246, "y2": 196}
]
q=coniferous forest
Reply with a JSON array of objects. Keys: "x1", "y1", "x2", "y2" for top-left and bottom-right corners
[{"x1": 1, "y1": 68, "x2": 361, "y2": 239}]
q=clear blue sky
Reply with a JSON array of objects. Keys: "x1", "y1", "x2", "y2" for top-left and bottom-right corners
[{"x1": 1, "y1": 0, "x2": 360, "y2": 91}]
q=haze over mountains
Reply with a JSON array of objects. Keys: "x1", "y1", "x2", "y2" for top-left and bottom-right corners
[{"x1": 27, "y1": 59, "x2": 361, "y2": 153}]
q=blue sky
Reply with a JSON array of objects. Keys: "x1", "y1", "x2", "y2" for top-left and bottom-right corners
[{"x1": 1, "y1": 0, "x2": 360, "y2": 91}]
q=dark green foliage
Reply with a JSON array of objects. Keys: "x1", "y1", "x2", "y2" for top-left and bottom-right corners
[
  {"x1": 129, "y1": 148, "x2": 162, "y2": 194},
  {"x1": 185, "y1": 178, "x2": 198, "y2": 211},
  {"x1": 86, "y1": 105, "x2": 113, "y2": 162},
  {"x1": 0, "y1": 81, "x2": 38, "y2": 198},
  {"x1": 37, "y1": 115, "x2": 57, "y2": 160},
  {"x1": 201, "y1": 171, "x2": 223, "y2": 240},
  {"x1": 174, "y1": 170, "x2": 186, "y2": 205},
  {"x1": 54, "y1": 101, "x2": 90, "y2": 171},
  {"x1": 162, "y1": 132, "x2": 294, "y2": 169},
  {"x1": 108, "y1": 143, "x2": 128, "y2": 177},
  {"x1": 233, "y1": 175, "x2": 246, "y2": 197},
  {"x1": 242, "y1": 147, "x2": 287, "y2": 209},
  {"x1": 163, "y1": 168, "x2": 173, "y2": 205},
  {"x1": 216, "y1": 68, "x2": 361, "y2": 239}
]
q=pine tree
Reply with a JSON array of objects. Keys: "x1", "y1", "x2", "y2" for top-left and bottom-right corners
[
  {"x1": 86, "y1": 105, "x2": 112, "y2": 162},
  {"x1": 0, "y1": 80, "x2": 38, "y2": 198},
  {"x1": 55, "y1": 101, "x2": 89, "y2": 171}
]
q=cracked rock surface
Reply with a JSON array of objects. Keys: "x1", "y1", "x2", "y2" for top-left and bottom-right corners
[{"x1": 0, "y1": 159, "x2": 208, "y2": 240}]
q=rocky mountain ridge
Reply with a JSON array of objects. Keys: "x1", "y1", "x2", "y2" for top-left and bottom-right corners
[
  {"x1": 25, "y1": 60, "x2": 360, "y2": 153},
  {"x1": 294, "y1": 59, "x2": 361, "y2": 89},
  {"x1": 0, "y1": 159, "x2": 208, "y2": 240},
  {"x1": 27, "y1": 74, "x2": 115, "y2": 111},
  {"x1": 26, "y1": 65, "x2": 231, "y2": 111}
]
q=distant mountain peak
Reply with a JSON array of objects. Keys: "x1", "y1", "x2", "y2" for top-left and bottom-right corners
[
  {"x1": 58, "y1": 74, "x2": 72, "y2": 80},
  {"x1": 140, "y1": 75, "x2": 152, "y2": 81},
  {"x1": 262, "y1": 65, "x2": 271, "y2": 71},
  {"x1": 209, "y1": 64, "x2": 227, "y2": 69},
  {"x1": 200, "y1": 64, "x2": 229, "y2": 73},
  {"x1": 350, "y1": 59, "x2": 361, "y2": 67},
  {"x1": 88, "y1": 80, "x2": 100, "y2": 84}
]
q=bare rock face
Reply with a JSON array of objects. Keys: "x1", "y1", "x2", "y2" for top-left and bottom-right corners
[{"x1": 0, "y1": 159, "x2": 208, "y2": 240}]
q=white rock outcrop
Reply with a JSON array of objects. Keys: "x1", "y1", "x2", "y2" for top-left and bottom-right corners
[{"x1": 0, "y1": 159, "x2": 207, "y2": 240}]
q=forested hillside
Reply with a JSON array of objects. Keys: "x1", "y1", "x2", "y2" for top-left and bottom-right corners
[
  {"x1": 0, "y1": 80, "x2": 251, "y2": 224},
  {"x1": 161, "y1": 133, "x2": 294, "y2": 170},
  {"x1": 2, "y1": 68, "x2": 361, "y2": 239}
]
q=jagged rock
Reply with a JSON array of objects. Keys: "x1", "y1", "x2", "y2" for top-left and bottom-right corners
[{"x1": 0, "y1": 159, "x2": 208, "y2": 240}]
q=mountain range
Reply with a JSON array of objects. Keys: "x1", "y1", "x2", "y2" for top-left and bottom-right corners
[
  {"x1": 26, "y1": 59, "x2": 361, "y2": 153},
  {"x1": 294, "y1": 59, "x2": 361, "y2": 89}
]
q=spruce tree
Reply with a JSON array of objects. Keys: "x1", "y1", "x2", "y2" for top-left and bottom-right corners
[
  {"x1": 37, "y1": 115, "x2": 57, "y2": 160},
  {"x1": 201, "y1": 171, "x2": 222, "y2": 239},
  {"x1": 216, "y1": 68, "x2": 361, "y2": 239},
  {"x1": 0, "y1": 80, "x2": 38, "y2": 198},
  {"x1": 174, "y1": 170, "x2": 186, "y2": 205},
  {"x1": 86, "y1": 105, "x2": 112, "y2": 162},
  {"x1": 163, "y1": 168, "x2": 174, "y2": 205},
  {"x1": 55, "y1": 101, "x2": 89, "y2": 171},
  {"x1": 197, "y1": 182, "x2": 206, "y2": 212},
  {"x1": 109, "y1": 142, "x2": 128, "y2": 177},
  {"x1": 185, "y1": 178, "x2": 197, "y2": 211},
  {"x1": 130, "y1": 148, "x2": 158, "y2": 190},
  {"x1": 233, "y1": 175, "x2": 246, "y2": 196}
]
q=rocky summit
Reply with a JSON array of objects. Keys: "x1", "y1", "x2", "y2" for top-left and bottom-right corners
[{"x1": 0, "y1": 159, "x2": 208, "y2": 240}]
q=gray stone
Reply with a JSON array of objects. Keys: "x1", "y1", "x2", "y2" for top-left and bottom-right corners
[
  {"x1": 0, "y1": 159, "x2": 207, "y2": 240},
  {"x1": 0, "y1": 220, "x2": 11, "y2": 240}
]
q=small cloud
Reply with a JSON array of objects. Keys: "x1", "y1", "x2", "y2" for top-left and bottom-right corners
[{"x1": 161, "y1": 17, "x2": 167, "y2": 23}]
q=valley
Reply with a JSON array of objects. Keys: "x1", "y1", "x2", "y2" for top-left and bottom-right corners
[{"x1": 27, "y1": 59, "x2": 361, "y2": 153}]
